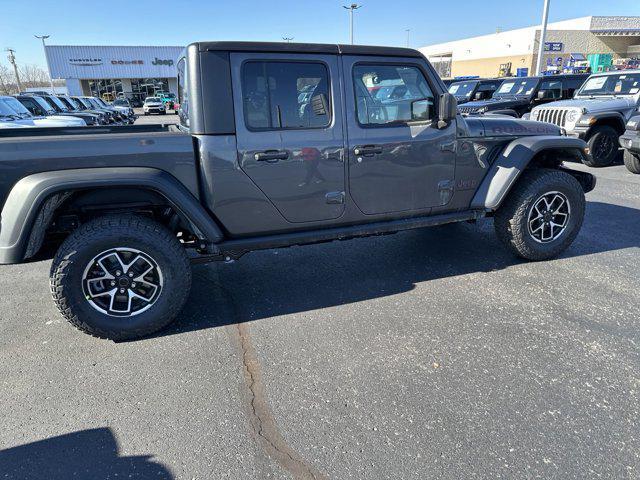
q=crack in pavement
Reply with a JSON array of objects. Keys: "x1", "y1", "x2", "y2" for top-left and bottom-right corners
[{"x1": 196, "y1": 267, "x2": 327, "y2": 480}]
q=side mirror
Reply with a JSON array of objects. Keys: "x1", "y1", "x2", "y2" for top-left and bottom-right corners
[
  {"x1": 474, "y1": 92, "x2": 483, "y2": 100},
  {"x1": 438, "y1": 93, "x2": 458, "y2": 127},
  {"x1": 410, "y1": 98, "x2": 433, "y2": 121},
  {"x1": 537, "y1": 89, "x2": 555, "y2": 100},
  {"x1": 311, "y1": 93, "x2": 329, "y2": 116}
]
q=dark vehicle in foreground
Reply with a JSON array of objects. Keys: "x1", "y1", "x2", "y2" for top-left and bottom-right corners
[
  {"x1": 620, "y1": 115, "x2": 640, "y2": 173},
  {"x1": 448, "y1": 78, "x2": 503, "y2": 104},
  {"x1": 458, "y1": 74, "x2": 589, "y2": 117},
  {"x1": 0, "y1": 42, "x2": 594, "y2": 340}
]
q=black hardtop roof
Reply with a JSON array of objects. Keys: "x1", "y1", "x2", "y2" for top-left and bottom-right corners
[{"x1": 192, "y1": 41, "x2": 423, "y2": 58}]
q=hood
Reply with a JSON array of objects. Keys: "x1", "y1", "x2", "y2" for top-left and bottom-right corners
[
  {"x1": 534, "y1": 96, "x2": 638, "y2": 114},
  {"x1": 33, "y1": 116, "x2": 86, "y2": 127},
  {"x1": 464, "y1": 116, "x2": 561, "y2": 138},
  {"x1": 145, "y1": 102, "x2": 164, "y2": 107}
]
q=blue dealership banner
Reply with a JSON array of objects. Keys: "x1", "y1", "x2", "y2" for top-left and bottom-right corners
[{"x1": 544, "y1": 42, "x2": 564, "y2": 53}]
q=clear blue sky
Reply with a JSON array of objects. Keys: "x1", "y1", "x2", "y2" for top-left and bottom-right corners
[{"x1": 0, "y1": 0, "x2": 638, "y2": 69}]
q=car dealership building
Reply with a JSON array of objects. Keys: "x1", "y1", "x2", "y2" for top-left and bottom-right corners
[
  {"x1": 46, "y1": 45, "x2": 184, "y2": 101},
  {"x1": 420, "y1": 16, "x2": 640, "y2": 79}
]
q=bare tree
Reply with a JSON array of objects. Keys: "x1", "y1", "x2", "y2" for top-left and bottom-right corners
[
  {"x1": 19, "y1": 64, "x2": 50, "y2": 89},
  {"x1": 0, "y1": 63, "x2": 15, "y2": 94}
]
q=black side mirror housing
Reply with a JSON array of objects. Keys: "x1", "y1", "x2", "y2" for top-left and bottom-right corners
[
  {"x1": 537, "y1": 90, "x2": 554, "y2": 100},
  {"x1": 438, "y1": 93, "x2": 458, "y2": 128},
  {"x1": 474, "y1": 92, "x2": 483, "y2": 101}
]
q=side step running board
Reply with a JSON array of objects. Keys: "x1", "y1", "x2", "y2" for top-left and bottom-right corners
[{"x1": 193, "y1": 210, "x2": 485, "y2": 263}]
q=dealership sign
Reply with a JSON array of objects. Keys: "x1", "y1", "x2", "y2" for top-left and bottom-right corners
[
  {"x1": 69, "y1": 58, "x2": 103, "y2": 66},
  {"x1": 544, "y1": 42, "x2": 564, "y2": 53},
  {"x1": 47, "y1": 45, "x2": 184, "y2": 79}
]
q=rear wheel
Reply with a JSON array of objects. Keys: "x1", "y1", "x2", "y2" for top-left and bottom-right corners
[
  {"x1": 50, "y1": 215, "x2": 191, "y2": 340},
  {"x1": 584, "y1": 125, "x2": 619, "y2": 167},
  {"x1": 494, "y1": 169, "x2": 585, "y2": 261},
  {"x1": 623, "y1": 150, "x2": 640, "y2": 174}
]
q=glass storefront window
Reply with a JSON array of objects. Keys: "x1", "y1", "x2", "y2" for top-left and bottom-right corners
[{"x1": 89, "y1": 79, "x2": 123, "y2": 101}]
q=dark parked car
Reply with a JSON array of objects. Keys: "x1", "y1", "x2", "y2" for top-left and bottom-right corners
[
  {"x1": 0, "y1": 41, "x2": 594, "y2": 340},
  {"x1": 448, "y1": 78, "x2": 504, "y2": 104},
  {"x1": 620, "y1": 115, "x2": 640, "y2": 173},
  {"x1": 458, "y1": 74, "x2": 589, "y2": 117}
]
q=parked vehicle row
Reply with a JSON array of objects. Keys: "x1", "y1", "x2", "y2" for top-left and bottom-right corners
[
  {"x1": 0, "y1": 94, "x2": 137, "y2": 129},
  {"x1": 448, "y1": 70, "x2": 640, "y2": 168},
  {"x1": 621, "y1": 114, "x2": 640, "y2": 173}
]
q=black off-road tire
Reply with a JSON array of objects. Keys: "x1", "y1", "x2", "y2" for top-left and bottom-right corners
[
  {"x1": 494, "y1": 169, "x2": 585, "y2": 261},
  {"x1": 50, "y1": 215, "x2": 192, "y2": 340},
  {"x1": 584, "y1": 125, "x2": 620, "y2": 167},
  {"x1": 623, "y1": 150, "x2": 640, "y2": 174}
]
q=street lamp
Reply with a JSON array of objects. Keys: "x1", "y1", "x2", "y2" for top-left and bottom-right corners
[
  {"x1": 282, "y1": 37, "x2": 294, "y2": 43},
  {"x1": 534, "y1": 0, "x2": 551, "y2": 75},
  {"x1": 343, "y1": 4, "x2": 362, "y2": 45},
  {"x1": 34, "y1": 34, "x2": 55, "y2": 93}
]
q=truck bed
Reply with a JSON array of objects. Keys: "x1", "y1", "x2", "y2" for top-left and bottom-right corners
[{"x1": 0, "y1": 124, "x2": 199, "y2": 209}]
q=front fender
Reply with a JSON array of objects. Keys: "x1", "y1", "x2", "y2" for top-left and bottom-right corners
[
  {"x1": 0, "y1": 167, "x2": 224, "y2": 265},
  {"x1": 470, "y1": 136, "x2": 589, "y2": 211},
  {"x1": 577, "y1": 111, "x2": 627, "y2": 132}
]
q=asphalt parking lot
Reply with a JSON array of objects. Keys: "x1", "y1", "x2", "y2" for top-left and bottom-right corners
[
  {"x1": 0, "y1": 161, "x2": 638, "y2": 479},
  {"x1": 133, "y1": 107, "x2": 179, "y2": 125}
]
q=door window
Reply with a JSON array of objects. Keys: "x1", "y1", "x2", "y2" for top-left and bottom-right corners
[
  {"x1": 540, "y1": 80, "x2": 562, "y2": 99},
  {"x1": 241, "y1": 61, "x2": 331, "y2": 130},
  {"x1": 353, "y1": 64, "x2": 434, "y2": 126}
]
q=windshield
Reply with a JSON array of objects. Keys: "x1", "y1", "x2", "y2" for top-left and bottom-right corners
[
  {"x1": 448, "y1": 81, "x2": 478, "y2": 97},
  {"x1": 58, "y1": 97, "x2": 77, "y2": 110},
  {"x1": 113, "y1": 99, "x2": 129, "y2": 106},
  {"x1": 146, "y1": 97, "x2": 160, "y2": 102},
  {"x1": 48, "y1": 95, "x2": 69, "y2": 111},
  {"x1": 4, "y1": 97, "x2": 33, "y2": 118},
  {"x1": 0, "y1": 99, "x2": 22, "y2": 119},
  {"x1": 74, "y1": 97, "x2": 90, "y2": 109},
  {"x1": 85, "y1": 98, "x2": 100, "y2": 108},
  {"x1": 33, "y1": 96, "x2": 56, "y2": 113},
  {"x1": 374, "y1": 85, "x2": 409, "y2": 101},
  {"x1": 577, "y1": 73, "x2": 640, "y2": 96},
  {"x1": 494, "y1": 78, "x2": 540, "y2": 98},
  {"x1": 95, "y1": 98, "x2": 109, "y2": 107}
]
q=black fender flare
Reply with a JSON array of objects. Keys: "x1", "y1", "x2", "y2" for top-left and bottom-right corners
[
  {"x1": 581, "y1": 111, "x2": 627, "y2": 136},
  {"x1": 470, "y1": 135, "x2": 591, "y2": 211},
  {"x1": 0, "y1": 167, "x2": 224, "y2": 265}
]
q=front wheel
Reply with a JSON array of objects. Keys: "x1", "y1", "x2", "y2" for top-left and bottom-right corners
[
  {"x1": 50, "y1": 215, "x2": 192, "y2": 340},
  {"x1": 623, "y1": 150, "x2": 640, "y2": 174},
  {"x1": 584, "y1": 126, "x2": 619, "y2": 167},
  {"x1": 494, "y1": 169, "x2": 586, "y2": 261}
]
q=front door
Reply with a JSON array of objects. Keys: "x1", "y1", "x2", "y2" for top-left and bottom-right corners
[
  {"x1": 342, "y1": 56, "x2": 456, "y2": 215},
  {"x1": 231, "y1": 53, "x2": 345, "y2": 224}
]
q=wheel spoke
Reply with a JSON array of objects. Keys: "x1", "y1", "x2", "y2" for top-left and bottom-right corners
[
  {"x1": 527, "y1": 191, "x2": 571, "y2": 244},
  {"x1": 83, "y1": 248, "x2": 163, "y2": 317}
]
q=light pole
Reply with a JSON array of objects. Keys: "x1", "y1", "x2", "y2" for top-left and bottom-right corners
[
  {"x1": 5, "y1": 48, "x2": 23, "y2": 93},
  {"x1": 343, "y1": 4, "x2": 362, "y2": 45},
  {"x1": 534, "y1": 0, "x2": 551, "y2": 75},
  {"x1": 282, "y1": 37, "x2": 294, "y2": 43},
  {"x1": 405, "y1": 29, "x2": 410, "y2": 48},
  {"x1": 35, "y1": 34, "x2": 55, "y2": 93}
]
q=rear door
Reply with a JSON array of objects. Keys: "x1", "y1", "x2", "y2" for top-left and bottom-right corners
[
  {"x1": 230, "y1": 53, "x2": 345, "y2": 223},
  {"x1": 342, "y1": 56, "x2": 456, "y2": 215}
]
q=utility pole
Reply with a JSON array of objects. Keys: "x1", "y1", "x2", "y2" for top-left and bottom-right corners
[
  {"x1": 35, "y1": 34, "x2": 55, "y2": 93},
  {"x1": 405, "y1": 29, "x2": 410, "y2": 48},
  {"x1": 282, "y1": 37, "x2": 294, "y2": 43},
  {"x1": 535, "y1": 0, "x2": 551, "y2": 75},
  {"x1": 5, "y1": 48, "x2": 23, "y2": 93},
  {"x1": 343, "y1": 4, "x2": 362, "y2": 45}
]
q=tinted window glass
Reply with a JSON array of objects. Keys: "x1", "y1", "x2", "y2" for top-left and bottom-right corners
[
  {"x1": 540, "y1": 80, "x2": 562, "y2": 99},
  {"x1": 353, "y1": 64, "x2": 434, "y2": 126},
  {"x1": 242, "y1": 61, "x2": 331, "y2": 130}
]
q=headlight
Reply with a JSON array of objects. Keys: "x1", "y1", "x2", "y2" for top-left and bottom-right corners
[
  {"x1": 627, "y1": 118, "x2": 640, "y2": 131},
  {"x1": 566, "y1": 110, "x2": 579, "y2": 124},
  {"x1": 530, "y1": 110, "x2": 539, "y2": 120},
  {"x1": 478, "y1": 106, "x2": 488, "y2": 114}
]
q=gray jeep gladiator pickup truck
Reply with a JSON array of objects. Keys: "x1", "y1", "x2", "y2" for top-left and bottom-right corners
[
  {"x1": 0, "y1": 42, "x2": 595, "y2": 340},
  {"x1": 620, "y1": 114, "x2": 640, "y2": 173}
]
